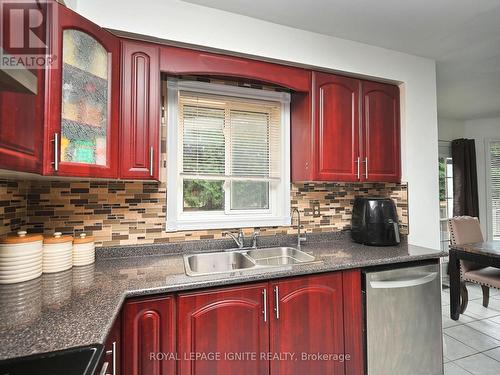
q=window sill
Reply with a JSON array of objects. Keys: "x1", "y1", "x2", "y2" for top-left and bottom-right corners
[{"x1": 166, "y1": 216, "x2": 291, "y2": 232}]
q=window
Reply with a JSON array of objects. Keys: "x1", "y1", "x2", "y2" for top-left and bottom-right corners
[
  {"x1": 486, "y1": 140, "x2": 500, "y2": 240},
  {"x1": 166, "y1": 80, "x2": 291, "y2": 231},
  {"x1": 438, "y1": 140, "x2": 453, "y2": 251}
]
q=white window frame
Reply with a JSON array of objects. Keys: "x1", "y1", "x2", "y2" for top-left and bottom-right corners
[
  {"x1": 166, "y1": 79, "x2": 291, "y2": 231},
  {"x1": 485, "y1": 138, "x2": 500, "y2": 240}
]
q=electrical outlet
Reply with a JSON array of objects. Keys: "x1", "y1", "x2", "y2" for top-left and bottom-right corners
[{"x1": 313, "y1": 202, "x2": 321, "y2": 218}]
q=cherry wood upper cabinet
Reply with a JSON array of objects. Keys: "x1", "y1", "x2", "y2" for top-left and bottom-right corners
[
  {"x1": 0, "y1": 0, "x2": 45, "y2": 173},
  {"x1": 43, "y1": 3, "x2": 120, "y2": 178},
  {"x1": 122, "y1": 295, "x2": 176, "y2": 375},
  {"x1": 269, "y1": 273, "x2": 345, "y2": 375},
  {"x1": 120, "y1": 40, "x2": 160, "y2": 180},
  {"x1": 361, "y1": 80, "x2": 401, "y2": 182},
  {"x1": 314, "y1": 72, "x2": 361, "y2": 181},
  {"x1": 291, "y1": 71, "x2": 400, "y2": 183},
  {"x1": 160, "y1": 45, "x2": 310, "y2": 92},
  {"x1": 0, "y1": 71, "x2": 44, "y2": 173},
  {"x1": 177, "y1": 284, "x2": 269, "y2": 375}
]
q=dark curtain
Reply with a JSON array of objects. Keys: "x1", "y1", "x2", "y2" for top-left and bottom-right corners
[{"x1": 452, "y1": 138, "x2": 479, "y2": 217}]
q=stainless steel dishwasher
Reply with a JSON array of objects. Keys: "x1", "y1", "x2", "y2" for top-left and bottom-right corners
[{"x1": 364, "y1": 263, "x2": 443, "y2": 375}]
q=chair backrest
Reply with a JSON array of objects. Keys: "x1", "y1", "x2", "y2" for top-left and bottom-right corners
[
  {"x1": 448, "y1": 216, "x2": 484, "y2": 246},
  {"x1": 449, "y1": 216, "x2": 485, "y2": 273}
]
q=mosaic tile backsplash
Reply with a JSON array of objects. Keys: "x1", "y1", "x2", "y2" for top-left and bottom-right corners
[{"x1": 0, "y1": 179, "x2": 407, "y2": 247}]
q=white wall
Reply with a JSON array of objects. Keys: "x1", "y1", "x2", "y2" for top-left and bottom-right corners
[
  {"x1": 74, "y1": 0, "x2": 441, "y2": 249},
  {"x1": 463, "y1": 117, "x2": 500, "y2": 239},
  {"x1": 438, "y1": 118, "x2": 464, "y2": 142}
]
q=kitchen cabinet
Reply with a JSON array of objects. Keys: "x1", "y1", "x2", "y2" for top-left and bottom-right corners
[
  {"x1": 291, "y1": 71, "x2": 400, "y2": 183},
  {"x1": 103, "y1": 315, "x2": 121, "y2": 375},
  {"x1": 120, "y1": 40, "x2": 160, "y2": 180},
  {"x1": 43, "y1": 3, "x2": 120, "y2": 178},
  {"x1": 122, "y1": 295, "x2": 176, "y2": 375},
  {"x1": 362, "y1": 80, "x2": 401, "y2": 182},
  {"x1": 176, "y1": 270, "x2": 363, "y2": 375},
  {"x1": 314, "y1": 72, "x2": 361, "y2": 181},
  {"x1": 0, "y1": 72, "x2": 44, "y2": 173},
  {"x1": 159, "y1": 45, "x2": 310, "y2": 92},
  {"x1": 0, "y1": 0, "x2": 46, "y2": 173},
  {"x1": 270, "y1": 273, "x2": 345, "y2": 374},
  {"x1": 177, "y1": 284, "x2": 269, "y2": 375},
  {"x1": 342, "y1": 269, "x2": 365, "y2": 375}
]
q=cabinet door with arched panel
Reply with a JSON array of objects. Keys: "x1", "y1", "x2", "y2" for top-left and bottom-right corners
[
  {"x1": 44, "y1": 4, "x2": 119, "y2": 177},
  {"x1": 178, "y1": 284, "x2": 270, "y2": 375},
  {"x1": 122, "y1": 295, "x2": 176, "y2": 375},
  {"x1": 361, "y1": 80, "x2": 401, "y2": 182},
  {"x1": 270, "y1": 273, "x2": 346, "y2": 375},
  {"x1": 314, "y1": 72, "x2": 361, "y2": 181}
]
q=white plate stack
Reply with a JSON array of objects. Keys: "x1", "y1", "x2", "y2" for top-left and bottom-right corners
[
  {"x1": 0, "y1": 231, "x2": 43, "y2": 284},
  {"x1": 0, "y1": 277, "x2": 42, "y2": 328},
  {"x1": 43, "y1": 269, "x2": 73, "y2": 309},
  {"x1": 73, "y1": 263, "x2": 95, "y2": 295},
  {"x1": 42, "y1": 233, "x2": 73, "y2": 273},
  {"x1": 73, "y1": 233, "x2": 95, "y2": 266}
]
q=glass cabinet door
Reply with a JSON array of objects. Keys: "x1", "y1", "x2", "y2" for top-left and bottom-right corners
[{"x1": 60, "y1": 29, "x2": 109, "y2": 166}]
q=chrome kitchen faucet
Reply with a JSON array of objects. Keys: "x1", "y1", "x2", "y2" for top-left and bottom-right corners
[
  {"x1": 292, "y1": 208, "x2": 307, "y2": 250},
  {"x1": 223, "y1": 229, "x2": 245, "y2": 249}
]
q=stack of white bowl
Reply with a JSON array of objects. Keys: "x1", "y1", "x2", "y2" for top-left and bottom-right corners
[
  {"x1": 73, "y1": 233, "x2": 95, "y2": 266},
  {"x1": 73, "y1": 263, "x2": 95, "y2": 295},
  {"x1": 42, "y1": 233, "x2": 73, "y2": 273},
  {"x1": 42, "y1": 269, "x2": 72, "y2": 309},
  {"x1": 0, "y1": 277, "x2": 42, "y2": 328},
  {"x1": 0, "y1": 231, "x2": 43, "y2": 284}
]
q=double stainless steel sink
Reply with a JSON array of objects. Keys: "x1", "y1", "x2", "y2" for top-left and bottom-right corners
[{"x1": 184, "y1": 247, "x2": 316, "y2": 276}]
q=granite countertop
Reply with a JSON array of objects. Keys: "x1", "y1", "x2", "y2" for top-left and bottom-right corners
[
  {"x1": 451, "y1": 241, "x2": 500, "y2": 257},
  {"x1": 0, "y1": 232, "x2": 446, "y2": 361}
]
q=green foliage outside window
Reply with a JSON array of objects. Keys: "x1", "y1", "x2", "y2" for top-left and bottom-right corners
[{"x1": 439, "y1": 157, "x2": 446, "y2": 202}]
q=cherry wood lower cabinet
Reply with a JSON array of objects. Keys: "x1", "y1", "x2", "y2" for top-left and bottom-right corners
[
  {"x1": 103, "y1": 315, "x2": 121, "y2": 375},
  {"x1": 269, "y1": 273, "x2": 345, "y2": 375},
  {"x1": 121, "y1": 270, "x2": 364, "y2": 375},
  {"x1": 177, "y1": 270, "x2": 363, "y2": 375},
  {"x1": 122, "y1": 295, "x2": 176, "y2": 375},
  {"x1": 177, "y1": 283, "x2": 270, "y2": 375}
]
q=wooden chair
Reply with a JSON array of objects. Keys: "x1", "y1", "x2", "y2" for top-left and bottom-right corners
[{"x1": 449, "y1": 216, "x2": 500, "y2": 313}]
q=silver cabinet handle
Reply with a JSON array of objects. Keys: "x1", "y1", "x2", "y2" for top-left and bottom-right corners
[
  {"x1": 262, "y1": 288, "x2": 267, "y2": 322},
  {"x1": 105, "y1": 341, "x2": 116, "y2": 375},
  {"x1": 355, "y1": 157, "x2": 360, "y2": 180},
  {"x1": 52, "y1": 133, "x2": 59, "y2": 171},
  {"x1": 99, "y1": 361, "x2": 109, "y2": 375},
  {"x1": 365, "y1": 157, "x2": 368, "y2": 179},
  {"x1": 274, "y1": 285, "x2": 280, "y2": 319},
  {"x1": 112, "y1": 341, "x2": 117, "y2": 375},
  {"x1": 370, "y1": 272, "x2": 438, "y2": 289},
  {"x1": 149, "y1": 146, "x2": 154, "y2": 177}
]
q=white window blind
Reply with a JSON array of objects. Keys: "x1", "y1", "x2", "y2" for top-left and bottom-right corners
[
  {"x1": 489, "y1": 141, "x2": 500, "y2": 240},
  {"x1": 179, "y1": 91, "x2": 282, "y2": 182}
]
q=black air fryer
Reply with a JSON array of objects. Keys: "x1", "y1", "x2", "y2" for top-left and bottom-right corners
[{"x1": 351, "y1": 197, "x2": 401, "y2": 246}]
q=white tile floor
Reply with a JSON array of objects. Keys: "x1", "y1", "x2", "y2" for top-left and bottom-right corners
[{"x1": 443, "y1": 283, "x2": 500, "y2": 374}]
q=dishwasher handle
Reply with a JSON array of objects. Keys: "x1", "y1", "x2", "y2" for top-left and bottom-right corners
[{"x1": 369, "y1": 272, "x2": 438, "y2": 289}]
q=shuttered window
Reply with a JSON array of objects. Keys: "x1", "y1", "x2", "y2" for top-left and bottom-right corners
[
  {"x1": 166, "y1": 79, "x2": 291, "y2": 231},
  {"x1": 489, "y1": 141, "x2": 500, "y2": 240}
]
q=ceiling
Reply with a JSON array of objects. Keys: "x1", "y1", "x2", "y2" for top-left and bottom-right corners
[{"x1": 182, "y1": 0, "x2": 500, "y2": 121}]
